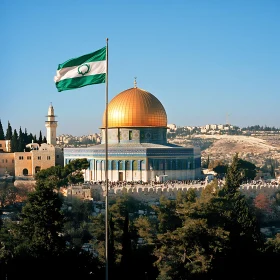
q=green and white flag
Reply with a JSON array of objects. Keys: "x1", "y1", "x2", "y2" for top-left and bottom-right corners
[{"x1": 54, "y1": 46, "x2": 106, "y2": 92}]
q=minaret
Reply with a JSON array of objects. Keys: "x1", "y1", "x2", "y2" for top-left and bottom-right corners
[{"x1": 45, "y1": 103, "x2": 57, "y2": 145}]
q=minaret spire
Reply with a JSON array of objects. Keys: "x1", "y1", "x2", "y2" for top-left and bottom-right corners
[
  {"x1": 45, "y1": 103, "x2": 58, "y2": 146},
  {"x1": 134, "y1": 77, "x2": 137, "y2": 88}
]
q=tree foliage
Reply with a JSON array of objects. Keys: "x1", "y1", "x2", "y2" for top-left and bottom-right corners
[
  {"x1": 2, "y1": 159, "x2": 100, "y2": 279},
  {"x1": 5, "y1": 121, "x2": 12, "y2": 140},
  {"x1": 10, "y1": 129, "x2": 18, "y2": 152},
  {"x1": 0, "y1": 119, "x2": 5, "y2": 140},
  {"x1": 153, "y1": 154, "x2": 264, "y2": 280},
  {"x1": 2, "y1": 153, "x2": 280, "y2": 279}
]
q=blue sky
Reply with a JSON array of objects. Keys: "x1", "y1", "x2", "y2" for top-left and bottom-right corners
[{"x1": 1, "y1": 0, "x2": 279, "y2": 137}]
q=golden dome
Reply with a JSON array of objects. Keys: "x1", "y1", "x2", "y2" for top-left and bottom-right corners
[{"x1": 102, "y1": 87, "x2": 167, "y2": 128}]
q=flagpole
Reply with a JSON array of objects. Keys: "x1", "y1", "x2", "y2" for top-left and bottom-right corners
[{"x1": 105, "y1": 37, "x2": 109, "y2": 280}]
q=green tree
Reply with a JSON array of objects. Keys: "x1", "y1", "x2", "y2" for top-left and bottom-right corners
[
  {"x1": 154, "y1": 187, "x2": 228, "y2": 280},
  {"x1": 38, "y1": 130, "x2": 43, "y2": 144},
  {"x1": 35, "y1": 158, "x2": 89, "y2": 187},
  {"x1": 108, "y1": 213, "x2": 116, "y2": 273},
  {"x1": 155, "y1": 195, "x2": 182, "y2": 233},
  {"x1": 10, "y1": 129, "x2": 18, "y2": 152},
  {"x1": 33, "y1": 134, "x2": 37, "y2": 143},
  {"x1": 239, "y1": 158, "x2": 257, "y2": 180},
  {"x1": 133, "y1": 215, "x2": 159, "y2": 280},
  {"x1": 214, "y1": 153, "x2": 263, "y2": 279},
  {"x1": 64, "y1": 158, "x2": 90, "y2": 184},
  {"x1": 63, "y1": 197, "x2": 93, "y2": 247},
  {"x1": 256, "y1": 234, "x2": 280, "y2": 278},
  {"x1": 5, "y1": 121, "x2": 12, "y2": 140},
  {"x1": 213, "y1": 163, "x2": 228, "y2": 175},
  {"x1": 120, "y1": 211, "x2": 132, "y2": 280},
  {"x1": 206, "y1": 155, "x2": 210, "y2": 168},
  {"x1": 18, "y1": 127, "x2": 25, "y2": 152},
  {"x1": 154, "y1": 154, "x2": 263, "y2": 280},
  {"x1": 223, "y1": 153, "x2": 243, "y2": 194},
  {"x1": 0, "y1": 119, "x2": 4, "y2": 140},
  {"x1": 13, "y1": 178, "x2": 66, "y2": 258},
  {"x1": 27, "y1": 131, "x2": 34, "y2": 144}
]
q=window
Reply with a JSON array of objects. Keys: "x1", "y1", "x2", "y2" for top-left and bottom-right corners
[
  {"x1": 27, "y1": 156, "x2": 31, "y2": 160},
  {"x1": 0, "y1": 144, "x2": 2, "y2": 147},
  {"x1": 47, "y1": 156, "x2": 51, "y2": 160},
  {"x1": 38, "y1": 156, "x2": 41, "y2": 160},
  {"x1": 19, "y1": 156, "x2": 24, "y2": 160},
  {"x1": 5, "y1": 159, "x2": 7, "y2": 163},
  {"x1": 12, "y1": 160, "x2": 14, "y2": 163},
  {"x1": 129, "y1": 130, "x2": 132, "y2": 140}
]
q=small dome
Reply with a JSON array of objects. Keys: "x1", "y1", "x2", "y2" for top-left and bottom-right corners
[{"x1": 102, "y1": 87, "x2": 167, "y2": 128}]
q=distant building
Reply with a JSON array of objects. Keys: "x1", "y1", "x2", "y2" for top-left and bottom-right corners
[{"x1": 167, "y1": 124, "x2": 177, "y2": 132}]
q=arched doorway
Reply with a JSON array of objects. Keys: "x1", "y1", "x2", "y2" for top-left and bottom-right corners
[
  {"x1": 23, "y1": 168, "x2": 28, "y2": 176},
  {"x1": 35, "y1": 166, "x2": 41, "y2": 173}
]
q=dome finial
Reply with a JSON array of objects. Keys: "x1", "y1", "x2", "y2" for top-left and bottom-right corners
[{"x1": 134, "y1": 77, "x2": 137, "y2": 88}]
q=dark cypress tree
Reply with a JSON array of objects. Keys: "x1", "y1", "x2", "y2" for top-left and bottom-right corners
[
  {"x1": 206, "y1": 155, "x2": 210, "y2": 168},
  {"x1": 223, "y1": 153, "x2": 243, "y2": 195},
  {"x1": 27, "y1": 132, "x2": 33, "y2": 144},
  {"x1": 33, "y1": 134, "x2": 37, "y2": 143},
  {"x1": 38, "y1": 130, "x2": 43, "y2": 145},
  {"x1": 22, "y1": 129, "x2": 31, "y2": 151},
  {"x1": 43, "y1": 136, "x2": 47, "y2": 143},
  {"x1": 11, "y1": 129, "x2": 19, "y2": 152},
  {"x1": 108, "y1": 213, "x2": 116, "y2": 275},
  {"x1": 120, "y1": 211, "x2": 132, "y2": 280},
  {"x1": 5, "y1": 121, "x2": 12, "y2": 140},
  {"x1": 0, "y1": 119, "x2": 5, "y2": 140},
  {"x1": 18, "y1": 127, "x2": 26, "y2": 152},
  {"x1": 214, "y1": 153, "x2": 263, "y2": 279}
]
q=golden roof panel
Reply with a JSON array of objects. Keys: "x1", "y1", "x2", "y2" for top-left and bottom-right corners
[{"x1": 102, "y1": 87, "x2": 167, "y2": 128}]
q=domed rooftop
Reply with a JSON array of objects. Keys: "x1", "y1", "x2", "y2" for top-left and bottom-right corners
[{"x1": 102, "y1": 84, "x2": 167, "y2": 128}]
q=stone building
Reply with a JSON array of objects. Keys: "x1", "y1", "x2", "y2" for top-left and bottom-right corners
[
  {"x1": 0, "y1": 140, "x2": 11, "y2": 152},
  {"x1": 64, "y1": 81, "x2": 202, "y2": 183},
  {"x1": 0, "y1": 104, "x2": 64, "y2": 179},
  {"x1": 14, "y1": 143, "x2": 56, "y2": 178}
]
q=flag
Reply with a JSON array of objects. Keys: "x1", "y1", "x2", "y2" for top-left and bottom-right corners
[{"x1": 54, "y1": 46, "x2": 106, "y2": 92}]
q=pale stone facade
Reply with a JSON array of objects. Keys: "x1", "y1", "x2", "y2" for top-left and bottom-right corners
[
  {"x1": 0, "y1": 152, "x2": 15, "y2": 176},
  {"x1": 14, "y1": 143, "x2": 56, "y2": 178},
  {"x1": 0, "y1": 140, "x2": 11, "y2": 152}
]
